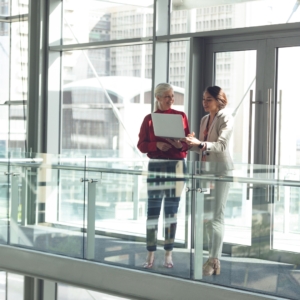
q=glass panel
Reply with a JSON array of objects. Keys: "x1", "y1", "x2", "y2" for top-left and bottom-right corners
[
  {"x1": 61, "y1": 44, "x2": 152, "y2": 158},
  {"x1": 3, "y1": 156, "x2": 300, "y2": 299},
  {"x1": 62, "y1": 0, "x2": 154, "y2": 45},
  {"x1": 0, "y1": 22, "x2": 9, "y2": 102},
  {"x1": 276, "y1": 47, "x2": 300, "y2": 167},
  {"x1": 9, "y1": 21, "x2": 28, "y2": 151},
  {"x1": 86, "y1": 158, "x2": 192, "y2": 279},
  {"x1": 8, "y1": 104, "x2": 27, "y2": 151},
  {"x1": 274, "y1": 46, "x2": 300, "y2": 252},
  {"x1": 0, "y1": 1, "x2": 9, "y2": 16},
  {"x1": 0, "y1": 105, "x2": 8, "y2": 155},
  {"x1": 8, "y1": 152, "x2": 86, "y2": 258},
  {"x1": 214, "y1": 50, "x2": 256, "y2": 246},
  {"x1": 0, "y1": 23, "x2": 9, "y2": 153},
  {"x1": 10, "y1": 21, "x2": 28, "y2": 101},
  {"x1": 11, "y1": 1, "x2": 29, "y2": 15},
  {"x1": 169, "y1": 41, "x2": 188, "y2": 109},
  {"x1": 0, "y1": 153, "x2": 9, "y2": 244},
  {"x1": 195, "y1": 164, "x2": 300, "y2": 300},
  {"x1": 7, "y1": 273, "x2": 23, "y2": 300},
  {"x1": 171, "y1": 0, "x2": 300, "y2": 34},
  {"x1": 274, "y1": 174, "x2": 300, "y2": 252},
  {"x1": 57, "y1": 282, "x2": 132, "y2": 300},
  {"x1": 0, "y1": 271, "x2": 5, "y2": 299}
]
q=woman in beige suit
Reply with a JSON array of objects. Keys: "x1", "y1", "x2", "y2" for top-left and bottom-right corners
[{"x1": 184, "y1": 86, "x2": 234, "y2": 276}]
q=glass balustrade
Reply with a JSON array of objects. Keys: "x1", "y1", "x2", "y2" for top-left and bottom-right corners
[{"x1": 1, "y1": 153, "x2": 300, "y2": 299}]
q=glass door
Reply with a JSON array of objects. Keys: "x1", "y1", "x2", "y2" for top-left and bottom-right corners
[
  {"x1": 204, "y1": 39, "x2": 267, "y2": 250},
  {"x1": 202, "y1": 31, "x2": 300, "y2": 262},
  {"x1": 269, "y1": 38, "x2": 300, "y2": 255}
]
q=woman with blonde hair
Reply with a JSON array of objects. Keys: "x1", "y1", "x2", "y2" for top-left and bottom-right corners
[{"x1": 137, "y1": 83, "x2": 190, "y2": 269}]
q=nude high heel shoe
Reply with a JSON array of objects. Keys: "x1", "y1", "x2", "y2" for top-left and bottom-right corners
[
  {"x1": 203, "y1": 258, "x2": 220, "y2": 276},
  {"x1": 163, "y1": 251, "x2": 174, "y2": 268},
  {"x1": 143, "y1": 252, "x2": 155, "y2": 269}
]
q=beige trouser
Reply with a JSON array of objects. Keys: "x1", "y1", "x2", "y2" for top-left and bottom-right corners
[{"x1": 202, "y1": 172, "x2": 231, "y2": 259}]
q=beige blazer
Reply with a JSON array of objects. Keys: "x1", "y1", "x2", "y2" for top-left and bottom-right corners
[{"x1": 191, "y1": 108, "x2": 234, "y2": 174}]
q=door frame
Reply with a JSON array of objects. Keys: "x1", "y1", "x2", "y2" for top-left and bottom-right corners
[{"x1": 189, "y1": 27, "x2": 300, "y2": 263}]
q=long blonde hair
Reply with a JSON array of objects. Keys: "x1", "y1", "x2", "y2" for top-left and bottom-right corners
[{"x1": 153, "y1": 83, "x2": 173, "y2": 111}]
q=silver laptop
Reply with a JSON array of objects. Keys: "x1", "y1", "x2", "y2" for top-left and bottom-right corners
[{"x1": 151, "y1": 113, "x2": 186, "y2": 139}]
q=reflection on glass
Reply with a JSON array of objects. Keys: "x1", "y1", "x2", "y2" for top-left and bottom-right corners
[
  {"x1": 82, "y1": 161, "x2": 190, "y2": 278},
  {"x1": 274, "y1": 46, "x2": 300, "y2": 252},
  {"x1": 6, "y1": 152, "x2": 86, "y2": 258},
  {"x1": 63, "y1": 0, "x2": 154, "y2": 45},
  {"x1": 3, "y1": 156, "x2": 300, "y2": 299},
  {"x1": 61, "y1": 45, "x2": 153, "y2": 159},
  {"x1": 171, "y1": 0, "x2": 300, "y2": 34}
]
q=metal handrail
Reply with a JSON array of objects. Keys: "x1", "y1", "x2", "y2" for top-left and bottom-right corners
[{"x1": 1, "y1": 158, "x2": 300, "y2": 188}]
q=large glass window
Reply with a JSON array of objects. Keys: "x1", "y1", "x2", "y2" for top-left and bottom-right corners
[
  {"x1": 11, "y1": 0, "x2": 29, "y2": 15},
  {"x1": 61, "y1": 44, "x2": 152, "y2": 158},
  {"x1": 9, "y1": 21, "x2": 27, "y2": 151},
  {"x1": 0, "y1": 2, "x2": 28, "y2": 152},
  {"x1": 0, "y1": 21, "x2": 9, "y2": 153},
  {"x1": 63, "y1": 0, "x2": 154, "y2": 45},
  {"x1": 171, "y1": 0, "x2": 300, "y2": 34}
]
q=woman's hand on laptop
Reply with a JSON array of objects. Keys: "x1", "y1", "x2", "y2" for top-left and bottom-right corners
[
  {"x1": 180, "y1": 131, "x2": 195, "y2": 142},
  {"x1": 165, "y1": 138, "x2": 183, "y2": 149},
  {"x1": 183, "y1": 136, "x2": 201, "y2": 147},
  {"x1": 156, "y1": 141, "x2": 172, "y2": 151},
  {"x1": 187, "y1": 132, "x2": 195, "y2": 138}
]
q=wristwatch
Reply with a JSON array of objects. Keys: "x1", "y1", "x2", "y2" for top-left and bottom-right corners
[{"x1": 198, "y1": 142, "x2": 204, "y2": 149}]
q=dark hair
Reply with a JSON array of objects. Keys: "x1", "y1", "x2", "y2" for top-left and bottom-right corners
[{"x1": 204, "y1": 86, "x2": 228, "y2": 110}]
